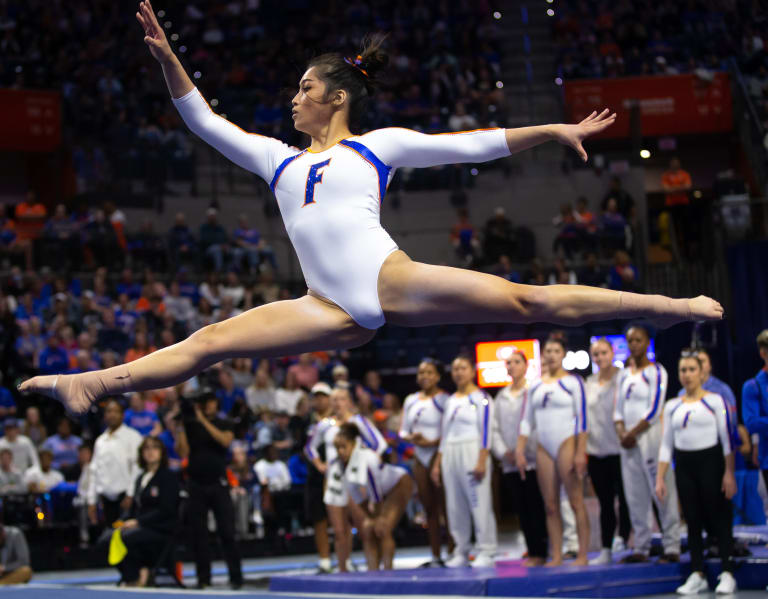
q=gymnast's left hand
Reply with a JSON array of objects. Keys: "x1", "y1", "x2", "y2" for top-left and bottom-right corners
[
  {"x1": 574, "y1": 451, "x2": 587, "y2": 479},
  {"x1": 722, "y1": 472, "x2": 737, "y2": 499},
  {"x1": 552, "y1": 109, "x2": 617, "y2": 162},
  {"x1": 471, "y1": 461, "x2": 487, "y2": 482}
]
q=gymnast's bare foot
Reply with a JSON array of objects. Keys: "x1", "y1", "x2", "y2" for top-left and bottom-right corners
[
  {"x1": 19, "y1": 374, "x2": 98, "y2": 414},
  {"x1": 523, "y1": 557, "x2": 546, "y2": 567},
  {"x1": 570, "y1": 556, "x2": 588, "y2": 566},
  {"x1": 652, "y1": 295, "x2": 724, "y2": 329},
  {"x1": 545, "y1": 558, "x2": 563, "y2": 567}
]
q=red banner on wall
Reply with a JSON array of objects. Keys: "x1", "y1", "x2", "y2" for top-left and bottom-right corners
[
  {"x1": 564, "y1": 73, "x2": 732, "y2": 138},
  {"x1": 0, "y1": 89, "x2": 61, "y2": 152}
]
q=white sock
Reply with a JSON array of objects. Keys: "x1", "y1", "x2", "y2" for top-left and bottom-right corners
[{"x1": 319, "y1": 557, "x2": 331, "y2": 570}]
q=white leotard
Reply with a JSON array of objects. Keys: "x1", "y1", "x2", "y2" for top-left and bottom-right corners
[
  {"x1": 491, "y1": 385, "x2": 537, "y2": 473},
  {"x1": 612, "y1": 364, "x2": 668, "y2": 429},
  {"x1": 173, "y1": 88, "x2": 510, "y2": 329},
  {"x1": 399, "y1": 391, "x2": 447, "y2": 467},
  {"x1": 520, "y1": 375, "x2": 587, "y2": 459},
  {"x1": 345, "y1": 443, "x2": 408, "y2": 504},
  {"x1": 659, "y1": 394, "x2": 732, "y2": 463}
]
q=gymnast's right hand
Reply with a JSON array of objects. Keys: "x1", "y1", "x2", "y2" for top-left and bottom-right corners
[{"x1": 136, "y1": 0, "x2": 174, "y2": 63}]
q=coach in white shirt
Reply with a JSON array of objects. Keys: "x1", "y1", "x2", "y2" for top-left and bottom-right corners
[{"x1": 86, "y1": 400, "x2": 143, "y2": 527}]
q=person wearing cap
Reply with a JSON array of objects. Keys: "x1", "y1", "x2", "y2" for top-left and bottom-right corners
[
  {"x1": 742, "y1": 330, "x2": 768, "y2": 499},
  {"x1": 0, "y1": 420, "x2": 39, "y2": 473},
  {"x1": 331, "y1": 364, "x2": 350, "y2": 386},
  {"x1": 303, "y1": 381, "x2": 334, "y2": 573},
  {"x1": 199, "y1": 207, "x2": 230, "y2": 272}
]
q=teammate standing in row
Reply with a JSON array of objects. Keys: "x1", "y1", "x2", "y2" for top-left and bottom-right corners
[
  {"x1": 614, "y1": 326, "x2": 681, "y2": 563},
  {"x1": 398, "y1": 359, "x2": 451, "y2": 567},
  {"x1": 492, "y1": 351, "x2": 548, "y2": 566},
  {"x1": 585, "y1": 339, "x2": 630, "y2": 564},
  {"x1": 516, "y1": 338, "x2": 589, "y2": 566},
  {"x1": 657, "y1": 352, "x2": 736, "y2": 594},
  {"x1": 432, "y1": 356, "x2": 496, "y2": 568}
]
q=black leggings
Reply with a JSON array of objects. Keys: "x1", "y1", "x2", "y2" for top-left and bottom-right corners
[
  {"x1": 502, "y1": 470, "x2": 548, "y2": 559},
  {"x1": 674, "y1": 445, "x2": 733, "y2": 573},
  {"x1": 587, "y1": 454, "x2": 631, "y2": 549}
]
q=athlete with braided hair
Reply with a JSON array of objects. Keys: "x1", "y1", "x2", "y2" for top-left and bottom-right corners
[{"x1": 21, "y1": 0, "x2": 723, "y2": 415}]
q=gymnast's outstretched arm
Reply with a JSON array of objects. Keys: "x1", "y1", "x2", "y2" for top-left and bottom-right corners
[
  {"x1": 136, "y1": 0, "x2": 292, "y2": 181},
  {"x1": 361, "y1": 110, "x2": 616, "y2": 168}
]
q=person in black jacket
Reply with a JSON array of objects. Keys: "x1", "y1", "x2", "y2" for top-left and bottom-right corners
[{"x1": 116, "y1": 436, "x2": 180, "y2": 587}]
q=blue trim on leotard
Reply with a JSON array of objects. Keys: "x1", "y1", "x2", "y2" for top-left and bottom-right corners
[
  {"x1": 270, "y1": 150, "x2": 307, "y2": 193},
  {"x1": 481, "y1": 394, "x2": 490, "y2": 449},
  {"x1": 339, "y1": 139, "x2": 391, "y2": 202},
  {"x1": 431, "y1": 396, "x2": 444, "y2": 413},
  {"x1": 644, "y1": 364, "x2": 663, "y2": 422},
  {"x1": 356, "y1": 415, "x2": 379, "y2": 451}
]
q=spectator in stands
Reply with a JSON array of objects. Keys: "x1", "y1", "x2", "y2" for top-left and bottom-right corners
[
  {"x1": 608, "y1": 250, "x2": 639, "y2": 292},
  {"x1": 287, "y1": 353, "x2": 319, "y2": 390},
  {"x1": 87, "y1": 400, "x2": 143, "y2": 528},
  {"x1": 23, "y1": 448, "x2": 64, "y2": 493},
  {"x1": 164, "y1": 280, "x2": 195, "y2": 324},
  {"x1": 246, "y1": 366, "x2": 276, "y2": 413},
  {"x1": 200, "y1": 208, "x2": 230, "y2": 272},
  {"x1": 82, "y1": 209, "x2": 121, "y2": 269},
  {"x1": 125, "y1": 331, "x2": 156, "y2": 363},
  {"x1": 38, "y1": 331, "x2": 68, "y2": 375},
  {"x1": 742, "y1": 330, "x2": 768, "y2": 494},
  {"x1": 253, "y1": 269, "x2": 280, "y2": 304},
  {"x1": 230, "y1": 358, "x2": 254, "y2": 390},
  {"x1": 483, "y1": 207, "x2": 515, "y2": 263},
  {"x1": 229, "y1": 445, "x2": 257, "y2": 539},
  {"x1": 450, "y1": 208, "x2": 480, "y2": 266},
  {"x1": 79, "y1": 292, "x2": 104, "y2": 331},
  {"x1": 74, "y1": 445, "x2": 93, "y2": 547},
  {"x1": 600, "y1": 198, "x2": 627, "y2": 254},
  {"x1": 13, "y1": 191, "x2": 47, "y2": 267},
  {"x1": 199, "y1": 272, "x2": 222, "y2": 309},
  {"x1": 20, "y1": 406, "x2": 46, "y2": 448},
  {"x1": 0, "y1": 518, "x2": 32, "y2": 585},
  {"x1": 97, "y1": 309, "x2": 129, "y2": 356},
  {"x1": 601, "y1": 177, "x2": 635, "y2": 221},
  {"x1": 0, "y1": 449, "x2": 24, "y2": 495},
  {"x1": 216, "y1": 368, "x2": 246, "y2": 415},
  {"x1": 662, "y1": 157, "x2": 693, "y2": 257},
  {"x1": 221, "y1": 271, "x2": 246, "y2": 308},
  {"x1": 174, "y1": 391, "x2": 243, "y2": 589},
  {"x1": 130, "y1": 219, "x2": 166, "y2": 271},
  {"x1": 578, "y1": 252, "x2": 608, "y2": 288},
  {"x1": 271, "y1": 411, "x2": 295, "y2": 460},
  {"x1": 275, "y1": 370, "x2": 304, "y2": 416},
  {"x1": 552, "y1": 203, "x2": 581, "y2": 258},
  {"x1": 42, "y1": 418, "x2": 83, "y2": 479},
  {"x1": 167, "y1": 212, "x2": 197, "y2": 271},
  {"x1": 0, "y1": 419, "x2": 39, "y2": 472},
  {"x1": 0, "y1": 203, "x2": 30, "y2": 270},
  {"x1": 116, "y1": 269, "x2": 142, "y2": 301},
  {"x1": 332, "y1": 363, "x2": 350, "y2": 387},
  {"x1": 575, "y1": 196, "x2": 598, "y2": 251},
  {"x1": 358, "y1": 370, "x2": 387, "y2": 411},
  {"x1": 115, "y1": 436, "x2": 180, "y2": 588},
  {"x1": 548, "y1": 258, "x2": 578, "y2": 285},
  {"x1": 124, "y1": 392, "x2": 162, "y2": 437},
  {"x1": 43, "y1": 204, "x2": 81, "y2": 270},
  {"x1": 494, "y1": 254, "x2": 521, "y2": 283},
  {"x1": 14, "y1": 319, "x2": 44, "y2": 369},
  {"x1": 0, "y1": 373, "x2": 16, "y2": 421},
  {"x1": 232, "y1": 213, "x2": 277, "y2": 273},
  {"x1": 190, "y1": 296, "x2": 215, "y2": 331}
]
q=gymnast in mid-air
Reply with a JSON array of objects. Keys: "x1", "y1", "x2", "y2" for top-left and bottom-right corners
[{"x1": 20, "y1": 0, "x2": 723, "y2": 412}]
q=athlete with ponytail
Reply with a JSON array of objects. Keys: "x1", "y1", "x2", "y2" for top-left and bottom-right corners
[{"x1": 22, "y1": 0, "x2": 723, "y2": 419}]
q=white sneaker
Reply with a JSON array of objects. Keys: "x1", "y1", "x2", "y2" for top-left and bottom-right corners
[
  {"x1": 472, "y1": 553, "x2": 495, "y2": 568},
  {"x1": 677, "y1": 572, "x2": 709, "y2": 595},
  {"x1": 611, "y1": 537, "x2": 626, "y2": 553},
  {"x1": 589, "y1": 549, "x2": 612, "y2": 565},
  {"x1": 714, "y1": 572, "x2": 736, "y2": 594},
  {"x1": 445, "y1": 553, "x2": 469, "y2": 568}
]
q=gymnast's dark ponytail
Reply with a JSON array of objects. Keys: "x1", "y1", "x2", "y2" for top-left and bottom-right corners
[{"x1": 307, "y1": 33, "x2": 389, "y2": 132}]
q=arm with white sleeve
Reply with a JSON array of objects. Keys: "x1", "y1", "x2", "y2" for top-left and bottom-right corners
[
  {"x1": 491, "y1": 392, "x2": 511, "y2": 463},
  {"x1": 431, "y1": 395, "x2": 454, "y2": 485},
  {"x1": 362, "y1": 107, "x2": 616, "y2": 169},
  {"x1": 655, "y1": 401, "x2": 676, "y2": 501},
  {"x1": 712, "y1": 394, "x2": 737, "y2": 498},
  {"x1": 515, "y1": 388, "x2": 534, "y2": 476},
  {"x1": 571, "y1": 375, "x2": 589, "y2": 476},
  {"x1": 304, "y1": 421, "x2": 329, "y2": 473},
  {"x1": 354, "y1": 414, "x2": 387, "y2": 456}
]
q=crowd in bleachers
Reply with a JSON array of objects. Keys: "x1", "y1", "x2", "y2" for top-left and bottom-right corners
[
  {"x1": 0, "y1": 0, "x2": 506, "y2": 195},
  {"x1": 552, "y1": 0, "x2": 768, "y2": 81}
]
